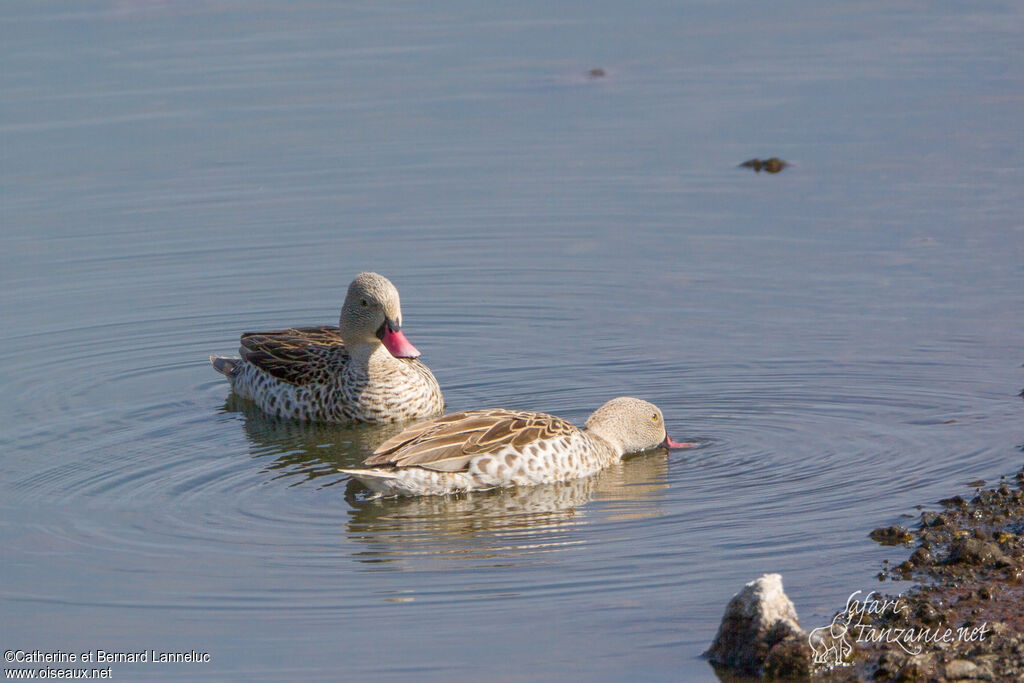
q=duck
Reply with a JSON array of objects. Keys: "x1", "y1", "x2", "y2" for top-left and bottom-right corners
[
  {"x1": 210, "y1": 272, "x2": 444, "y2": 423},
  {"x1": 339, "y1": 396, "x2": 695, "y2": 497}
]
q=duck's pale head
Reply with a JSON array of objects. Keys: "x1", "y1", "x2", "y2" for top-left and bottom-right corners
[
  {"x1": 340, "y1": 272, "x2": 421, "y2": 358},
  {"x1": 585, "y1": 396, "x2": 694, "y2": 455}
]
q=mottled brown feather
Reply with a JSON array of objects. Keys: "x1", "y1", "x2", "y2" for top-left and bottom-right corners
[
  {"x1": 363, "y1": 409, "x2": 580, "y2": 471},
  {"x1": 238, "y1": 325, "x2": 349, "y2": 386}
]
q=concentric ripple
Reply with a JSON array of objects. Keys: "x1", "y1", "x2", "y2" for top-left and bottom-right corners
[{"x1": 3, "y1": 1, "x2": 1023, "y2": 678}]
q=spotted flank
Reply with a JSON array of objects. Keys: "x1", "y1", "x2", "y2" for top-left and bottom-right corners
[
  {"x1": 209, "y1": 273, "x2": 444, "y2": 424},
  {"x1": 340, "y1": 397, "x2": 696, "y2": 497}
]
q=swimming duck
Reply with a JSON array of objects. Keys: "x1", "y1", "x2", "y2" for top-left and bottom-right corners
[
  {"x1": 210, "y1": 272, "x2": 444, "y2": 423},
  {"x1": 340, "y1": 397, "x2": 694, "y2": 496}
]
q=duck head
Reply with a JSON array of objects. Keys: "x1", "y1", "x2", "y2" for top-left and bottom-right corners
[
  {"x1": 339, "y1": 272, "x2": 421, "y2": 358},
  {"x1": 585, "y1": 397, "x2": 695, "y2": 455}
]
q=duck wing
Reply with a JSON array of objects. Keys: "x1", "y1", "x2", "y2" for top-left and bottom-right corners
[
  {"x1": 364, "y1": 408, "x2": 579, "y2": 472},
  {"x1": 239, "y1": 325, "x2": 348, "y2": 386}
]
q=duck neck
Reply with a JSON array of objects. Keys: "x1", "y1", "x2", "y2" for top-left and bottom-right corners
[
  {"x1": 584, "y1": 429, "x2": 624, "y2": 464},
  {"x1": 346, "y1": 341, "x2": 400, "y2": 374}
]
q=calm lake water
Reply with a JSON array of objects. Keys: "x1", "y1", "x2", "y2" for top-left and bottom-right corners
[{"x1": 2, "y1": 1, "x2": 1022, "y2": 680}]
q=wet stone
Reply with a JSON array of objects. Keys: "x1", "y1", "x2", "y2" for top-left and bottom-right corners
[
  {"x1": 870, "y1": 525, "x2": 914, "y2": 545},
  {"x1": 762, "y1": 626, "x2": 812, "y2": 679},
  {"x1": 948, "y1": 538, "x2": 1013, "y2": 568},
  {"x1": 739, "y1": 157, "x2": 788, "y2": 173},
  {"x1": 874, "y1": 651, "x2": 907, "y2": 679},
  {"x1": 916, "y1": 602, "x2": 940, "y2": 624},
  {"x1": 705, "y1": 574, "x2": 807, "y2": 676},
  {"x1": 909, "y1": 546, "x2": 934, "y2": 567},
  {"x1": 945, "y1": 658, "x2": 986, "y2": 680}
]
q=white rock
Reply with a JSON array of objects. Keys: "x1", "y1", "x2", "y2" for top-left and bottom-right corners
[{"x1": 705, "y1": 573, "x2": 806, "y2": 675}]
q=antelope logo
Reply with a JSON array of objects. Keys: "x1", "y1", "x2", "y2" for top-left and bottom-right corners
[{"x1": 808, "y1": 610, "x2": 856, "y2": 668}]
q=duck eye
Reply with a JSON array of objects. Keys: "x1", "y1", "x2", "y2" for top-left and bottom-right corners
[
  {"x1": 360, "y1": 299, "x2": 368, "y2": 307},
  {"x1": 651, "y1": 414, "x2": 659, "y2": 422}
]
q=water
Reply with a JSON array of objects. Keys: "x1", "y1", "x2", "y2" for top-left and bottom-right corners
[{"x1": 2, "y1": 1, "x2": 1022, "y2": 680}]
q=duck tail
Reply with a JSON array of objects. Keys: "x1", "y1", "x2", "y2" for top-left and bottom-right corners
[
  {"x1": 339, "y1": 468, "x2": 403, "y2": 496},
  {"x1": 210, "y1": 355, "x2": 239, "y2": 378}
]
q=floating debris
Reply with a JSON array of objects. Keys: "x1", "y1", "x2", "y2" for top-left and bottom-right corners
[
  {"x1": 740, "y1": 157, "x2": 789, "y2": 173},
  {"x1": 588, "y1": 68, "x2": 606, "y2": 78}
]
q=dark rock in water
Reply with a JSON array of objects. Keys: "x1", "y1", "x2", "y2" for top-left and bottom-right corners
[
  {"x1": 762, "y1": 630, "x2": 812, "y2": 679},
  {"x1": 588, "y1": 68, "x2": 605, "y2": 78},
  {"x1": 921, "y1": 511, "x2": 948, "y2": 527},
  {"x1": 948, "y1": 537, "x2": 1013, "y2": 568},
  {"x1": 870, "y1": 525, "x2": 914, "y2": 545},
  {"x1": 909, "y1": 546, "x2": 935, "y2": 567},
  {"x1": 740, "y1": 157, "x2": 788, "y2": 173},
  {"x1": 705, "y1": 574, "x2": 808, "y2": 677}
]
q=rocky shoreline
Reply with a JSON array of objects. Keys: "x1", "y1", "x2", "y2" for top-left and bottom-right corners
[{"x1": 709, "y1": 465, "x2": 1024, "y2": 681}]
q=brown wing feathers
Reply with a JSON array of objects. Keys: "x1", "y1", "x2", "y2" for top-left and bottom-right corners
[
  {"x1": 364, "y1": 409, "x2": 579, "y2": 472},
  {"x1": 239, "y1": 325, "x2": 347, "y2": 386}
]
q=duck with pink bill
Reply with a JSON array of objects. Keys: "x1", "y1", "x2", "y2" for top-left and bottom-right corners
[
  {"x1": 340, "y1": 396, "x2": 697, "y2": 497},
  {"x1": 210, "y1": 272, "x2": 444, "y2": 423}
]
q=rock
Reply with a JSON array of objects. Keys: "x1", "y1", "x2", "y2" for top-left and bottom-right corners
[
  {"x1": 909, "y1": 546, "x2": 935, "y2": 567},
  {"x1": 874, "y1": 651, "x2": 907, "y2": 679},
  {"x1": 945, "y1": 658, "x2": 988, "y2": 679},
  {"x1": 916, "y1": 601, "x2": 940, "y2": 624},
  {"x1": 739, "y1": 157, "x2": 788, "y2": 173},
  {"x1": 895, "y1": 655, "x2": 928, "y2": 681},
  {"x1": 870, "y1": 525, "x2": 914, "y2": 545},
  {"x1": 921, "y1": 512, "x2": 948, "y2": 527},
  {"x1": 948, "y1": 538, "x2": 1013, "y2": 568},
  {"x1": 762, "y1": 631, "x2": 812, "y2": 679},
  {"x1": 705, "y1": 573, "x2": 807, "y2": 676}
]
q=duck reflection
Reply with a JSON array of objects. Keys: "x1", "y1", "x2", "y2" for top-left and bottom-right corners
[
  {"x1": 343, "y1": 452, "x2": 671, "y2": 565},
  {"x1": 220, "y1": 395, "x2": 405, "y2": 486}
]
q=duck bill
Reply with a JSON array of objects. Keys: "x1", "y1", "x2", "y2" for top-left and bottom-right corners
[
  {"x1": 377, "y1": 319, "x2": 421, "y2": 358},
  {"x1": 661, "y1": 435, "x2": 696, "y2": 450}
]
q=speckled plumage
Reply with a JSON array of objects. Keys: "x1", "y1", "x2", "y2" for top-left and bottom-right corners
[
  {"x1": 210, "y1": 273, "x2": 444, "y2": 424},
  {"x1": 341, "y1": 397, "x2": 692, "y2": 497},
  {"x1": 223, "y1": 327, "x2": 443, "y2": 422}
]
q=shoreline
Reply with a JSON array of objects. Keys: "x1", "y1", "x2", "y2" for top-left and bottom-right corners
[
  {"x1": 709, "y1": 465, "x2": 1024, "y2": 680},
  {"x1": 835, "y1": 466, "x2": 1024, "y2": 680}
]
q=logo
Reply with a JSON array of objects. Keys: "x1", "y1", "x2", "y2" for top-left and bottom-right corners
[{"x1": 809, "y1": 590, "x2": 990, "y2": 669}]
